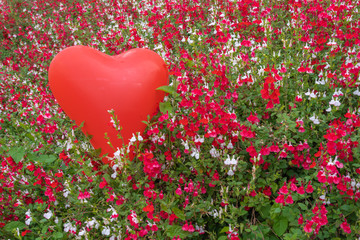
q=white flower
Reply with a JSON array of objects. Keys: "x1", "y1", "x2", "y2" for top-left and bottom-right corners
[
  {"x1": 129, "y1": 134, "x2": 136, "y2": 143},
  {"x1": 333, "y1": 100, "x2": 341, "y2": 107},
  {"x1": 354, "y1": 88, "x2": 360, "y2": 96},
  {"x1": 210, "y1": 146, "x2": 220, "y2": 158},
  {"x1": 102, "y1": 226, "x2": 111, "y2": 236},
  {"x1": 112, "y1": 164, "x2": 119, "y2": 171},
  {"x1": 258, "y1": 67, "x2": 265, "y2": 76},
  {"x1": 227, "y1": 169, "x2": 234, "y2": 176},
  {"x1": 230, "y1": 157, "x2": 238, "y2": 165},
  {"x1": 44, "y1": 209, "x2": 53, "y2": 219},
  {"x1": 226, "y1": 141, "x2": 233, "y2": 149},
  {"x1": 334, "y1": 88, "x2": 343, "y2": 96},
  {"x1": 63, "y1": 188, "x2": 70, "y2": 198},
  {"x1": 224, "y1": 156, "x2": 231, "y2": 165},
  {"x1": 137, "y1": 133, "x2": 143, "y2": 141},
  {"x1": 182, "y1": 140, "x2": 189, "y2": 150},
  {"x1": 305, "y1": 89, "x2": 317, "y2": 99},
  {"x1": 315, "y1": 78, "x2": 326, "y2": 85},
  {"x1": 329, "y1": 97, "x2": 341, "y2": 106},
  {"x1": 191, "y1": 147, "x2": 200, "y2": 159},
  {"x1": 64, "y1": 222, "x2": 73, "y2": 232},
  {"x1": 86, "y1": 218, "x2": 96, "y2": 228},
  {"x1": 114, "y1": 148, "x2": 121, "y2": 160},
  {"x1": 25, "y1": 209, "x2": 32, "y2": 225},
  {"x1": 309, "y1": 114, "x2": 320, "y2": 124},
  {"x1": 195, "y1": 135, "x2": 204, "y2": 144},
  {"x1": 79, "y1": 228, "x2": 86, "y2": 236}
]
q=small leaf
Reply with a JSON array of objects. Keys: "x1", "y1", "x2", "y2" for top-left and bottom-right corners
[
  {"x1": 273, "y1": 217, "x2": 288, "y2": 236},
  {"x1": 218, "y1": 236, "x2": 228, "y2": 240},
  {"x1": 53, "y1": 232, "x2": 64, "y2": 239},
  {"x1": 103, "y1": 173, "x2": 111, "y2": 183},
  {"x1": 340, "y1": 204, "x2": 352, "y2": 212},
  {"x1": 37, "y1": 155, "x2": 57, "y2": 164},
  {"x1": 298, "y1": 203, "x2": 307, "y2": 210},
  {"x1": 5, "y1": 221, "x2": 26, "y2": 232},
  {"x1": 9, "y1": 147, "x2": 25, "y2": 163},
  {"x1": 160, "y1": 201, "x2": 170, "y2": 213},
  {"x1": 172, "y1": 207, "x2": 185, "y2": 221},
  {"x1": 220, "y1": 227, "x2": 229, "y2": 233},
  {"x1": 166, "y1": 225, "x2": 189, "y2": 239},
  {"x1": 41, "y1": 225, "x2": 48, "y2": 234},
  {"x1": 156, "y1": 85, "x2": 177, "y2": 95},
  {"x1": 159, "y1": 101, "x2": 173, "y2": 115},
  {"x1": 186, "y1": 60, "x2": 195, "y2": 68}
]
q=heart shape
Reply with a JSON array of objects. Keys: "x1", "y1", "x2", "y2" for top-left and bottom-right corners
[{"x1": 48, "y1": 46, "x2": 168, "y2": 164}]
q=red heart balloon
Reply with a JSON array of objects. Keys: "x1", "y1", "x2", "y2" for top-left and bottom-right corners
[{"x1": 48, "y1": 46, "x2": 168, "y2": 164}]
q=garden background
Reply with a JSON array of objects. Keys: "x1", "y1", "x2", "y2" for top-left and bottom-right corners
[{"x1": 1, "y1": 0, "x2": 360, "y2": 239}]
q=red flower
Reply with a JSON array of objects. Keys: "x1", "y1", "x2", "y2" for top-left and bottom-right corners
[
  {"x1": 304, "y1": 221, "x2": 313, "y2": 233},
  {"x1": 306, "y1": 183, "x2": 314, "y2": 193},
  {"x1": 99, "y1": 178, "x2": 108, "y2": 189},
  {"x1": 175, "y1": 185, "x2": 182, "y2": 196},
  {"x1": 297, "y1": 185, "x2": 305, "y2": 194},
  {"x1": 247, "y1": 112, "x2": 260, "y2": 124},
  {"x1": 143, "y1": 204, "x2": 154, "y2": 213},
  {"x1": 22, "y1": 230, "x2": 32, "y2": 236},
  {"x1": 340, "y1": 220, "x2": 351, "y2": 234},
  {"x1": 279, "y1": 183, "x2": 288, "y2": 194},
  {"x1": 324, "y1": 132, "x2": 339, "y2": 142},
  {"x1": 285, "y1": 194, "x2": 294, "y2": 204},
  {"x1": 298, "y1": 214, "x2": 303, "y2": 225},
  {"x1": 275, "y1": 194, "x2": 284, "y2": 204}
]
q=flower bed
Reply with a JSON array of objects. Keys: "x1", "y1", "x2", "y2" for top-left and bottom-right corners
[{"x1": 1, "y1": 0, "x2": 360, "y2": 239}]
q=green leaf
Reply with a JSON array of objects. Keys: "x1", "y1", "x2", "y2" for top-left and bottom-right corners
[
  {"x1": 9, "y1": 146, "x2": 25, "y2": 163},
  {"x1": 273, "y1": 217, "x2": 288, "y2": 236},
  {"x1": 218, "y1": 236, "x2": 228, "y2": 240},
  {"x1": 298, "y1": 203, "x2": 307, "y2": 210},
  {"x1": 160, "y1": 201, "x2": 170, "y2": 213},
  {"x1": 4, "y1": 221, "x2": 27, "y2": 232},
  {"x1": 41, "y1": 225, "x2": 48, "y2": 234},
  {"x1": 159, "y1": 101, "x2": 173, "y2": 115},
  {"x1": 166, "y1": 225, "x2": 189, "y2": 239},
  {"x1": 282, "y1": 207, "x2": 296, "y2": 223},
  {"x1": 53, "y1": 232, "x2": 64, "y2": 239},
  {"x1": 259, "y1": 204, "x2": 271, "y2": 218},
  {"x1": 103, "y1": 173, "x2": 111, "y2": 183},
  {"x1": 156, "y1": 85, "x2": 177, "y2": 96},
  {"x1": 55, "y1": 147, "x2": 63, "y2": 154},
  {"x1": 220, "y1": 227, "x2": 229, "y2": 233},
  {"x1": 340, "y1": 204, "x2": 352, "y2": 213},
  {"x1": 36, "y1": 155, "x2": 57, "y2": 164},
  {"x1": 186, "y1": 60, "x2": 195, "y2": 68},
  {"x1": 172, "y1": 207, "x2": 186, "y2": 221},
  {"x1": 270, "y1": 204, "x2": 281, "y2": 219}
]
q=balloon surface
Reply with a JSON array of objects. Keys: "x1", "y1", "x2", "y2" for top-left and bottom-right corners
[{"x1": 48, "y1": 46, "x2": 169, "y2": 164}]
